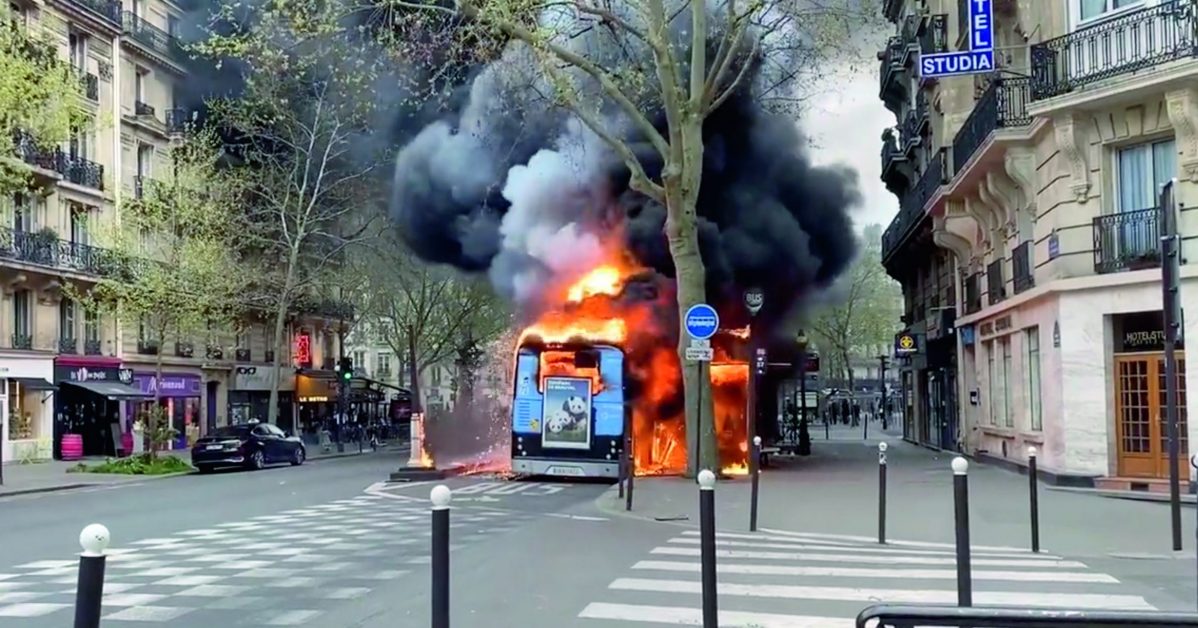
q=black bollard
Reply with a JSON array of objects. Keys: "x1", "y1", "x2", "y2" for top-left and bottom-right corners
[
  {"x1": 74, "y1": 524, "x2": 110, "y2": 628},
  {"x1": 952, "y1": 457, "x2": 972, "y2": 607},
  {"x1": 625, "y1": 431, "x2": 635, "y2": 511},
  {"x1": 824, "y1": 417, "x2": 830, "y2": 440},
  {"x1": 750, "y1": 436, "x2": 761, "y2": 532},
  {"x1": 1028, "y1": 446, "x2": 1040, "y2": 554},
  {"x1": 878, "y1": 442, "x2": 888, "y2": 545},
  {"x1": 430, "y1": 485, "x2": 452, "y2": 628},
  {"x1": 698, "y1": 469, "x2": 718, "y2": 628}
]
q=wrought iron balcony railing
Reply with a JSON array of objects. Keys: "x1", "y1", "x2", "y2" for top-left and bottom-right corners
[
  {"x1": 65, "y1": 0, "x2": 121, "y2": 25},
  {"x1": 264, "y1": 350, "x2": 275, "y2": 364},
  {"x1": 59, "y1": 337, "x2": 78, "y2": 354},
  {"x1": 920, "y1": 14, "x2": 949, "y2": 61},
  {"x1": 11, "y1": 334, "x2": 32, "y2": 350},
  {"x1": 12, "y1": 133, "x2": 105, "y2": 190},
  {"x1": 84, "y1": 338, "x2": 102, "y2": 355},
  {"x1": 206, "y1": 345, "x2": 224, "y2": 360},
  {"x1": 0, "y1": 227, "x2": 112, "y2": 275},
  {"x1": 122, "y1": 11, "x2": 185, "y2": 60},
  {"x1": 882, "y1": 151, "x2": 947, "y2": 260},
  {"x1": 134, "y1": 100, "x2": 156, "y2": 118},
  {"x1": 951, "y1": 77, "x2": 1033, "y2": 174},
  {"x1": 1013, "y1": 240, "x2": 1034, "y2": 294},
  {"x1": 880, "y1": 131, "x2": 909, "y2": 191},
  {"x1": 1093, "y1": 207, "x2": 1162, "y2": 274},
  {"x1": 964, "y1": 272, "x2": 981, "y2": 315},
  {"x1": 137, "y1": 339, "x2": 159, "y2": 355},
  {"x1": 235, "y1": 348, "x2": 251, "y2": 362},
  {"x1": 1030, "y1": 0, "x2": 1198, "y2": 100},
  {"x1": 81, "y1": 73, "x2": 98, "y2": 101},
  {"x1": 293, "y1": 298, "x2": 356, "y2": 321},
  {"x1": 165, "y1": 108, "x2": 190, "y2": 135},
  {"x1": 175, "y1": 341, "x2": 194, "y2": 357}
]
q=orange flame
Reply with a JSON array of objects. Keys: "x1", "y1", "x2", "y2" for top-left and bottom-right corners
[{"x1": 519, "y1": 246, "x2": 752, "y2": 476}]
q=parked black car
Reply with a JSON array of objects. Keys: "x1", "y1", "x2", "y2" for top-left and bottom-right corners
[{"x1": 191, "y1": 423, "x2": 306, "y2": 473}]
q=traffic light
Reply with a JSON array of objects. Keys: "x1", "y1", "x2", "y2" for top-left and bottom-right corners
[{"x1": 338, "y1": 357, "x2": 353, "y2": 381}]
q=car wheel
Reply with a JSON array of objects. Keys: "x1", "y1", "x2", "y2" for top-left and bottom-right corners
[
  {"x1": 291, "y1": 447, "x2": 305, "y2": 466},
  {"x1": 248, "y1": 450, "x2": 265, "y2": 470}
]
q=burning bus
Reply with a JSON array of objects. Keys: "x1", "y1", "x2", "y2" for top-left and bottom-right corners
[{"x1": 508, "y1": 262, "x2": 754, "y2": 479}]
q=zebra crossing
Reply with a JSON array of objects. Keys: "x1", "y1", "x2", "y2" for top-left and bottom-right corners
[{"x1": 577, "y1": 528, "x2": 1155, "y2": 627}]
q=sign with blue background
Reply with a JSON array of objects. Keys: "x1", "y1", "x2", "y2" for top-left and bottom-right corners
[
  {"x1": 684, "y1": 304, "x2": 720, "y2": 340},
  {"x1": 919, "y1": 0, "x2": 994, "y2": 79}
]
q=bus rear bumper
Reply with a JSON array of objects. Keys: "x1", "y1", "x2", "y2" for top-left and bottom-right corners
[{"x1": 511, "y1": 458, "x2": 619, "y2": 479}]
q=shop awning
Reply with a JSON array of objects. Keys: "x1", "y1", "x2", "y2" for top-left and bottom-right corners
[
  {"x1": 11, "y1": 377, "x2": 56, "y2": 391},
  {"x1": 63, "y1": 380, "x2": 153, "y2": 400}
]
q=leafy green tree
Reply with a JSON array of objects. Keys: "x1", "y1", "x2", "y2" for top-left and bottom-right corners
[
  {"x1": 70, "y1": 133, "x2": 247, "y2": 454},
  {"x1": 198, "y1": 1, "x2": 389, "y2": 425},
  {"x1": 363, "y1": 234, "x2": 509, "y2": 413},
  {"x1": 0, "y1": 8, "x2": 88, "y2": 193},
  {"x1": 810, "y1": 224, "x2": 901, "y2": 393},
  {"x1": 388, "y1": 0, "x2": 874, "y2": 475}
]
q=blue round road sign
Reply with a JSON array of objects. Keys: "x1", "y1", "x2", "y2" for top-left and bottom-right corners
[{"x1": 684, "y1": 304, "x2": 720, "y2": 340}]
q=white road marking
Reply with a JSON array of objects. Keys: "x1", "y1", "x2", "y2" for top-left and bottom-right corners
[
  {"x1": 579, "y1": 602, "x2": 849, "y2": 627},
  {"x1": 649, "y1": 546, "x2": 1088, "y2": 568},
  {"x1": 631, "y1": 560, "x2": 1119, "y2": 583}
]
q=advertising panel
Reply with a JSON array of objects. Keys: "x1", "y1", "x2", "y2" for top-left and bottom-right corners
[{"x1": 541, "y1": 377, "x2": 592, "y2": 450}]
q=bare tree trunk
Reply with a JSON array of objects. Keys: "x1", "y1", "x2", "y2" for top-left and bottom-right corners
[
  {"x1": 406, "y1": 331, "x2": 421, "y2": 414},
  {"x1": 664, "y1": 147, "x2": 717, "y2": 478},
  {"x1": 842, "y1": 349, "x2": 855, "y2": 394},
  {"x1": 268, "y1": 254, "x2": 299, "y2": 426},
  {"x1": 151, "y1": 324, "x2": 166, "y2": 458}
]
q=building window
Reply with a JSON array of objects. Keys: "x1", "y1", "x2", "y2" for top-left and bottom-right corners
[
  {"x1": 431, "y1": 366, "x2": 442, "y2": 386},
  {"x1": 377, "y1": 352, "x2": 392, "y2": 376},
  {"x1": 1001, "y1": 336, "x2": 1013, "y2": 428},
  {"x1": 70, "y1": 205, "x2": 90, "y2": 244},
  {"x1": 352, "y1": 350, "x2": 365, "y2": 373},
  {"x1": 1117, "y1": 138, "x2": 1176, "y2": 213},
  {"x1": 136, "y1": 143, "x2": 154, "y2": 178},
  {"x1": 167, "y1": 14, "x2": 180, "y2": 38},
  {"x1": 59, "y1": 299, "x2": 75, "y2": 339},
  {"x1": 68, "y1": 122, "x2": 91, "y2": 160},
  {"x1": 13, "y1": 289, "x2": 30, "y2": 338},
  {"x1": 11, "y1": 193, "x2": 30, "y2": 232},
  {"x1": 1025, "y1": 326, "x2": 1042, "y2": 431},
  {"x1": 68, "y1": 30, "x2": 87, "y2": 71},
  {"x1": 1074, "y1": 0, "x2": 1143, "y2": 25},
  {"x1": 84, "y1": 308, "x2": 99, "y2": 342},
  {"x1": 986, "y1": 340, "x2": 997, "y2": 425}
]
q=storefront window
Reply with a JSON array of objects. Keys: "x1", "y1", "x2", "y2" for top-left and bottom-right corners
[{"x1": 1025, "y1": 327, "x2": 1042, "y2": 431}]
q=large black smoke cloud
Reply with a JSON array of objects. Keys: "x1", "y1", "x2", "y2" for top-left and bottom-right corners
[{"x1": 392, "y1": 4, "x2": 862, "y2": 329}]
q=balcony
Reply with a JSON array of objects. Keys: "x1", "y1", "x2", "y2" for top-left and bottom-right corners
[
  {"x1": 901, "y1": 90, "x2": 931, "y2": 157},
  {"x1": 1093, "y1": 207, "x2": 1162, "y2": 274},
  {"x1": 880, "y1": 130, "x2": 910, "y2": 193},
  {"x1": 206, "y1": 345, "x2": 224, "y2": 360},
  {"x1": 134, "y1": 100, "x2": 156, "y2": 118},
  {"x1": 175, "y1": 341, "x2": 194, "y2": 358},
  {"x1": 11, "y1": 334, "x2": 32, "y2": 350},
  {"x1": 84, "y1": 338, "x2": 102, "y2": 355},
  {"x1": 80, "y1": 73, "x2": 98, "y2": 101},
  {"x1": 882, "y1": 151, "x2": 947, "y2": 261},
  {"x1": 1030, "y1": 0, "x2": 1198, "y2": 101},
  {"x1": 235, "y1": 348, "x2": 251, "y2": 362},
  {"x1": 264, "y1": 349, "x2": 275, "y2": 364},
  {"x1": 122, "y1": 11, "x2": 185, "y2": 61},
  {"x1": 137, "y1": 340, "x2": 159, "y2": 355},
  {"x1": 879, "y1": 36, "x2": 908, "y2": 111},
  {"x1": 64, "y1": 0, "x2": 121, "y2": 25},
  {"x1": 986, "y1": 258, "x2": 1006, "y2": 305},
  {"x1": 0, "y1": 227, "x2": 112, "y2": 275},
  {"x1": 1012, "y1": 241, "x2": 1034, "y2": 294},
  {"x1": 293, "y1": 298, "x2": 356, "y2": 321},
  {"x1": 951, "y1": 77, "x2": 1033, "y2": 174},
  {"x1": 13, "y1": 135, "x2": 105, "y2": 191},
  {"x1": 165, "y1": 108, "x2": 190, "y2": 135},
  {"x1": 919, "y1": 14, "x2": 949, "y2": 73},
  {"x1": 59, "y1": 337, "x2": 78, "y2": 354}
]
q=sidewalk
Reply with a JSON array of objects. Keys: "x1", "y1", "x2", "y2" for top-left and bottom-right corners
[{"x1": 0, "y1": 440, "x2": 408, "y2": 498}]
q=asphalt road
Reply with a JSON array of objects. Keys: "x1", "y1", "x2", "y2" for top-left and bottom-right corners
[{"x1": 1, "y1": 450, "x2": 1191, "y2": 627}]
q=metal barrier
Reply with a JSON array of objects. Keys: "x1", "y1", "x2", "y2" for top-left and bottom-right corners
[{"x1": 856, "y1": 604, "x2": 1198, "y2": 627}]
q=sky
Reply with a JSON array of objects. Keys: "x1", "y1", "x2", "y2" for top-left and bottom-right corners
[{"x1": 804, "y1": 65, "x2": 900, "y2": 234}]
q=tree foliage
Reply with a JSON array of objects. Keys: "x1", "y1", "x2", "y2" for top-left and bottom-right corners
[
  {"x1": 68, "y1": 132, "x2": 247, "y2": 453},
  {"x1": 809, "y1": 224, "x2": 901, "y2": 392},
  {"x1": 0, "y1": 11, "x2": 88, "y2": 193},
  {"x1": 363, "y1": 234, "x2": 510, "y2": 411},
  {"x1": 198, "y1": 0, "x2": 391, "y2": 423}
]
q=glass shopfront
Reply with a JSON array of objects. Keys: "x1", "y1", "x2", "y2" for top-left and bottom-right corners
[{"x1": 127, "y1": 373, "x2": 202, "y2": 449}]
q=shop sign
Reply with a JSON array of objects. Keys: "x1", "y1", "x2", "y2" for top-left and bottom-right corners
[
  {"x1": 294, "y1": 332, "x2": 312, "y2": 367},
  {"x1": 894, "y1": 331, "x2": 918, "y2": 356},
  {"x1": 57, "y1": 366, "x2": 131, "y2": 383},
  {"x1": 134, "y1": 373, "x2": 200, "y2": 396}
]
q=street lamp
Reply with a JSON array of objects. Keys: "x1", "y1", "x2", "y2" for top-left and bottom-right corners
[{"x1": 796, "y1": 330, "x2": 811, "y2": 454}]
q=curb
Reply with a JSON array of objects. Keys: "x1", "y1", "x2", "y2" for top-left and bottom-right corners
[{"x1": 1046, "y1": 484, "x2": 1197, "y2": 505}]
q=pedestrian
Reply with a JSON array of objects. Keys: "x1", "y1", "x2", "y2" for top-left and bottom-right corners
[{"x1": 851, "y1": 400, "x2": 860, "y2": 427}]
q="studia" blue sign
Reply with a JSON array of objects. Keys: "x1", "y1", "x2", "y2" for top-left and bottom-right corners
[{"x1": 919, "y1": 0, "x2": 995, "y2": 79}]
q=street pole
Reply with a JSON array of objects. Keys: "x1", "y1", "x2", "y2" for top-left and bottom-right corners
[
  {"x1": 750, "y1": 435, "x2": 761, "y2": 531},
  {"x1": 430, "y1": 485, "x2": 451, "y2": 628},
  {"x1": 878, "y1": 355, "x2": 889, "y2": 431},
  {"x1": 1161, "y1": 178, "x2": 1183, "y2": 552},
  {"x1": 878, "y1": 442, "x2": 887, "y2": 544},
  {"x1": 952, "y1": 456, "x2": 972, "y2": 607},
  {"x1": 1028, "y1": 446, "x2": 1040, "y2": 553},
  {"x1": 698, "y1": 469, "x2": 718, "y2": 628},
  {"x1": 743, "y1": 288, "x2": 763, "y2": 482}
]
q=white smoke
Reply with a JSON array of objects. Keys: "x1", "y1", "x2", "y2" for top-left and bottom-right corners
[{"x1": 493, "y1": 118, "x2": 613, "y2": 303}]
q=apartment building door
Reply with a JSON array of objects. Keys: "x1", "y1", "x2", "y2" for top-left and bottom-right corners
[{"x1": 1114, "y1": 353, "x2": 1189, "y2": 478}]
